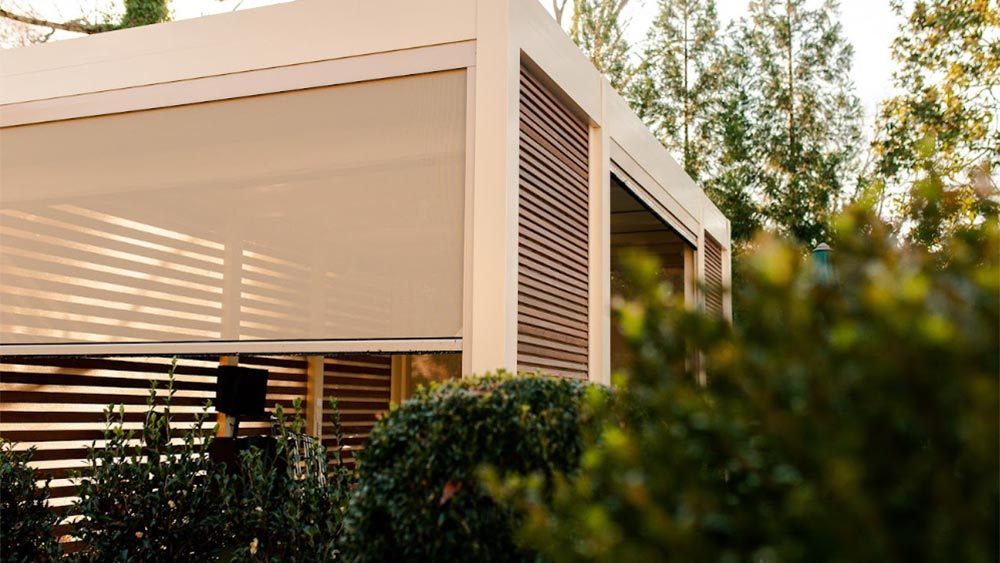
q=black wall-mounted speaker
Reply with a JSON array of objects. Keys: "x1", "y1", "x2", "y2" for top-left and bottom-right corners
[{"x1": 216, "y1": 365, "x2": 269, "y2": 417}]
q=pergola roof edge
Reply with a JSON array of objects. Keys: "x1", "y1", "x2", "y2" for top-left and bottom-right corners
[{"x1": 0, "y1": 0, "x2": 477, "y2": 105}]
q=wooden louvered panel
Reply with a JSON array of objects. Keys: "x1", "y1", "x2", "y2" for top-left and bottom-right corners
[
  {"x1": 517, "y1": 66, "x2": 589, "y2": 379},
  {"x1": 0, "y1": 355, "x2": 308, "y2": 516},
  {"x1": 321, "y1": 355, "x2": 391, "y2": 467},
  {"x1": 704, "y1": 235, "x2": 724, "y2": 315}
]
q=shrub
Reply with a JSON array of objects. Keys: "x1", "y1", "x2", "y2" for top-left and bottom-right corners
[
  {"x1": 71, "y1": 359, "x2": 232, "y2": 562},
  {"x1": 224, "y1": 398, "x2": 354, "y2": 562},
  {"x1": 0, "y1": 440, "x2": 62, "y2": 562},
  {"x1": 68, "y1": 360, "x2": 355, "y2": 562},
  {"x1": 495, "y1": 206, "x2": 999, "y2": 562},
  {"x1": 343, "y1": 374, "x2": 593, "y2": 563}
]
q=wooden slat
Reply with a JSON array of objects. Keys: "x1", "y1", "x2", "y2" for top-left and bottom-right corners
[
  {"x1": 519, "y1": 70, "x2": 589, "y2": 148},
  {"x1": 321, "y1": 356, "x2": 390, "y2": 469},
  {"x1": 517, "y1": 65, "x2": 589, "y2": 379},
  {"x1": 704, "y1": 235, "x2": 724, "y2": 315},
  {"x1": 518, "y1": 238, "x2": 588, "y2": 289}
]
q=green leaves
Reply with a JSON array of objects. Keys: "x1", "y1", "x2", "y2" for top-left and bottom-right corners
[
  {"x1": 62, "y1": 360, "x2": 352, "y2": 562},
  {"x1": 343, "y1": 374, "x2": 593, "y2": 563},
  {"x1": 228, "y1": 399, "x2": 352, "y2": 563},
  {"x1": 872, "y1": 0, "x2": 998, "y2": 245},
  {"x1": 570, "y1": 0, "x2": 637, "y2": 93},
  {"x1": 633, "y1": 0, "x2": 722, "y2": 183},
  {"x1": 0, "y1": 441, "x2": 62, "y2": 563},
  {"x1": 71, "y1": 359, "x2": 231, "y2": 562},
  {"x1": 504, "y1": 206, "x2": 999, "y2": 562}
]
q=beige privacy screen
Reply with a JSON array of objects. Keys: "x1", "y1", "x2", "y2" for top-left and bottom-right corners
[{"x1": 0, "y1": 70, "x2": 466, "y2": 345}]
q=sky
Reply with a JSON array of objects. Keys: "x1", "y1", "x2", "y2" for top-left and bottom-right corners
[
  {"x1": 617, "y1": 0, "x2": 901, "y2": 124},
  {"x1": 6, "y1": 0, "x2": 901, "y2": 125}
]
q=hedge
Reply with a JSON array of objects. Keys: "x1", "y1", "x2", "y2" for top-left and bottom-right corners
[{"x1": 343, "y1": 374, "x2": 593, "y2": 563}]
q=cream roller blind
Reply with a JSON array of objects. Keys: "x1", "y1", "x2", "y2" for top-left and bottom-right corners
[{"x1": 0, "y1": 70, "x2": 466, "y2": 346}]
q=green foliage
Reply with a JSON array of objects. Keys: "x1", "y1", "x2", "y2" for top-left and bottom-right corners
[
  {"x1": 68, "y1": 360, "x2": 353, "y2": 561},
  {"x1": 569, "y1": 0, "x2": 637, "y2": 92},
  {"x1": 343, "y1": 374, "x2": 592, "y2": 563},
  {"x1": 0, "y1": 441, "x2": 63, "y2": 563},
  {"x1": 564, "y1": 0, "x2": 864, "y2": 248},
  {"x1": 742, "y1": 0, "x2": 864, "y2": 245},
  {"x1": 71, "y1": 358, "x2": 232, "y2": 562},
  {"x1": 225, "y1": 398, "x2": 354, "y2": 562},
  {"x1": 632, "y1": 0, "x2": 721, "y2": 182},
  {"x1": 702, "y1": 24, "x2": 765, "y2": 245},
  {"x1": 119, "y1": 0, "x2": 170, "y2": 29},
  {"x1": 497, "y1": 205, "x2": 999, "y2": 562},
  {"x1": 873, "y1": 0, "x2": 999, "y2": 244}
]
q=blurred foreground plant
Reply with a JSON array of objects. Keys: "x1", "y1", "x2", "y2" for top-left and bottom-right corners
[{"x1": 490, "y1": 205, "x2": 999, "y2": 562}]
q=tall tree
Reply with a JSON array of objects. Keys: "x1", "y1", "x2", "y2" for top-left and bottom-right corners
[
  {"x1": 702, "y1": 24, "x2": 765, "y2": 245},
  {"x1": 872, "y1": 0, "x2": 999, "y2": 246},
  {"x1": 633, "y1": 0, "x2": 721, "y2": 182},
  {"x1": 744, "y1": 0, "x2": 863, "y2": 245},
  {"x1": 568, "y1": 0, "x2": 636, "y2": 92}
]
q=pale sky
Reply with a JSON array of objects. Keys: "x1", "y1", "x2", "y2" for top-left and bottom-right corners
[
  {"x1": 617, "y1": 0, "x2": 901, "y2": 124},
  {"x1": 6, "y1": 0, "x2": 900, "y2": 124}
]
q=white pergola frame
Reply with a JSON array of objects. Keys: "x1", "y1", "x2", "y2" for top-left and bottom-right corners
[{"x1": 0, "y1": 0, "x2": 733, "y2": 385}]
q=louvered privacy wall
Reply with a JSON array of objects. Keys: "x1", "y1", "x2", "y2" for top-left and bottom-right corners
[
  {"x1": 704, "y1": 235, "x2": 724, "y2": 315},
  {"x1": 0, "y1": 356, "x2": 308, "y2": 515},
  {"x1": 322, "y1": 355, "x2": 391, "y2": 467},
  {"x1": 517, "y1": 65, "x2": 590, "y2": 379}
]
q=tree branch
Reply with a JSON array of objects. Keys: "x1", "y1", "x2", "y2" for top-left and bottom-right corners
[
  {"x1": 551, "y1": 0, "x2": 569, "y2": 26},
  {"x1": 0, "y1": 8, "x2": 116, "y2": 34}
]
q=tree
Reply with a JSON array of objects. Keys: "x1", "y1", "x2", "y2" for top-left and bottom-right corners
[
  {"x1": 566, "y1": 0, "x2": 636, "y2": 93},
  {"x1": 632, "y1": 0, "x2": 721, "y2": 182},
  {"x1": 872, "y1": 0, "x2": 999, "y2": 246},
  {"x1": 0, "y1": 0, "x2": 170, "y2": 44},
  {"x1": 701, "y1": 24, "x2": 765, "y2": 245},
  {"x1": 744, "y1": 0, "x2": 864, "y2": 246}
]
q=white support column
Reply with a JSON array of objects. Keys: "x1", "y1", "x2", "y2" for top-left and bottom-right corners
[
  {"x1": 722, "y1": 221, "x2": 734, "y2": 322},
  {"x1": 684, "y1": 246, "x2": 697, "y2": 310},
  {"x1": 588, "y1": 87, "x2": 610, "y2": 386},
  {"x1": 465, "y1": 0, "x2": 519, "y2": 377}
]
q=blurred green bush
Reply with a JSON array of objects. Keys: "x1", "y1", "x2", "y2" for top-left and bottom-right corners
[
  {"x1": 491, "y1": 206, "x2": 999, "y2": 562},
  {"x1": 343, "y1": 374, "x2": 593, "y2": 563}
]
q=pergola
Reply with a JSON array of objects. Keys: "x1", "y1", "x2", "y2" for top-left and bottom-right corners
[{"x1": 0, "y1": 0, "x2": 731, "y2": 507}]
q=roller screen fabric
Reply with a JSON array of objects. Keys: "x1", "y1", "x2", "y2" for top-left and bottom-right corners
[{"x1": 0, "y1": 70, "x2": 467, "y2": 346}]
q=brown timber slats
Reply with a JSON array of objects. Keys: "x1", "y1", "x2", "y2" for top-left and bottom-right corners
[
  {"x1": 517, "y1": 66, "x2": 590, "y2": 379},
  {"x1": 0, "y1": 354, "x2": 309, "y2": 529},
  {"x1": 321, "y1": 355, "x2": 391, "y2": 467},
  {"x1": 704, "y1": 235, "x2": 725, "y2": 315}
]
